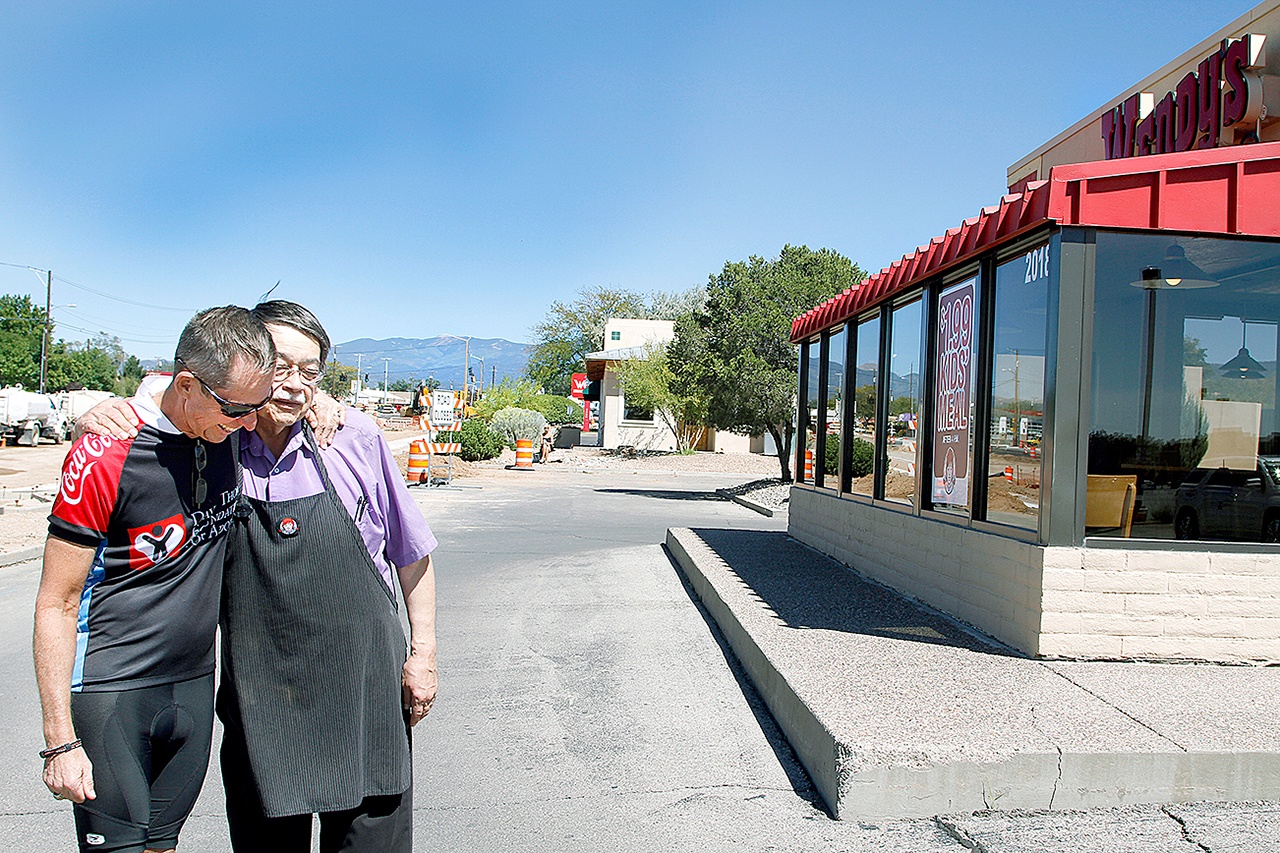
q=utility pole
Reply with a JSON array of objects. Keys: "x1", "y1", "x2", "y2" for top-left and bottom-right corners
[
  {"x1": 39, "y1": 269, "x2": 51, "y2": 393},
  {"x1": 463, "y1": 337, "x2": 470, "y2": 403},
  {"x1": 382, "y1": 357, "x2": 391, "y2": 396},
  {"x1": 354, "y1": 353, "x2": 364, "y2": 400}
]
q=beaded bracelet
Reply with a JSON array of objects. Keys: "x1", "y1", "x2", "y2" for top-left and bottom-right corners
[{"x1": 38, "y1": 740, "x2": 82, "y2": 760}]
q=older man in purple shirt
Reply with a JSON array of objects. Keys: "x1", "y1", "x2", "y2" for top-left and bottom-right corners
[{"x1": 81, "y1": 301, "x2": 436, "y2": 853}]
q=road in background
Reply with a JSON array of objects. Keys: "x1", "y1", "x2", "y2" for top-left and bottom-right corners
[{"x1": 0, "y1": 466, "x2": 1274, "y2": 851}]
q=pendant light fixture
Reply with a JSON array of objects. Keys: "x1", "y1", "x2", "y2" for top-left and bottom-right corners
[{"x1": 1220, "y1": 319, "x2": 1268, "y2": 379}]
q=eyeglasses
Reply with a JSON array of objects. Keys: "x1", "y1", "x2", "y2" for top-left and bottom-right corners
[
  {"x1": 193, "y1": 441, "x2": 207, "y2": 508},
  {"x1": 273, "y1": 361, "x2": 324, "y2": 386},
  {"x1": 177, "y1": 360, "x2": 273, "y2": 418}
]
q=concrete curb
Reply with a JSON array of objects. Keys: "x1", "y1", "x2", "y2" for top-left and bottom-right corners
[
  {"x1": 666, "y1": 526, "x2": 1280, "y2": 821},
  {"x1": 666, "y1": 527, "x2": 838, "y2": 811},
  {"x1": 714, "y1": 489, "x2": 786, "y2": 517},
  {"x1": 0, "y1": 545, "x2": 43, "y2": 567}
]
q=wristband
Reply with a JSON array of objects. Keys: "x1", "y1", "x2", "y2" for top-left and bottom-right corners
[{"x1": 39, "y1": 740, "x2": 82, "y2": 760}]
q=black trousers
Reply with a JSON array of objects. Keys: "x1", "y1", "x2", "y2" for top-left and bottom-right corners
[{"x1": 220, "y1": 720, "x2": 413, "y2": 853}]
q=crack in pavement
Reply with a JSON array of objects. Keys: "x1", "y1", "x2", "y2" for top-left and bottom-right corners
[
  {"x1": 933, "y1": 815, "x2": 990, "y2": 851},
  {"x1": 1038, "y1": 662, "x2": 1189, "y2": 752},
  {"x1": 1162, "y1": 805, "x2": 1212, "y2": 852},
  {"x1": 1028, "y1": 704, "x2": 1064, "y2": 809}
]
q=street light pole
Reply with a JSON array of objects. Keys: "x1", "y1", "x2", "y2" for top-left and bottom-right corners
[
  {"x1": 39, "y1": 269, "x2": 51, "y2": 393},
  {"x1": 382, "y1": 357, "x2": 391, "y2": 396}
]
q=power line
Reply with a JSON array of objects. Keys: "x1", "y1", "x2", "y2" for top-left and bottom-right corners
[{"x1": 53, "y1": 274, "x2": 196, "y2": 312}]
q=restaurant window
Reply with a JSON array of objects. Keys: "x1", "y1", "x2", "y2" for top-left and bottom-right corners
[
  {"x1": 986, "y1": 246, "x2": 1050, "y2": 531},
  {"x1": 822, "y1": 328, "x2": 845, "y2": 490},
  {"x1": 886, "y1": 299, "x2": 923, "y2": 506},
  {"x1": 1089, "y1": 232, "x2": 1280, "y2": 542},
  {"x1": 930, "y1": 275, "x2": 980, "y2": 517},
  {"x1": 849, "y1": 315, "x2": 881, "y2": 497},
  {"x1": 802, "y1": 339, "x2": 820, "y2": 484},
  {"x1": 621, "y1": 393, "x2": 653, "y2": 423}
]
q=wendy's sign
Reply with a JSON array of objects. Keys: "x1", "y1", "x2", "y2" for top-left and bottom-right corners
[
  {"x1": 1101, "y1": 35, "x2": 1266, "y2": 160},
  {"x1": 932, "y1": 279, "x2": 976, "y2": 507}
]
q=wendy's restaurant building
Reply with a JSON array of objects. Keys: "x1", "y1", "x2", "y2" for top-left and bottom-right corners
[{"x1": 790, "y1": 3, "x2": 1280, "y2": 664}]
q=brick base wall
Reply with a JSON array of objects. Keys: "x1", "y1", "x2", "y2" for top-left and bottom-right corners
[{"x1": 788, "y1": 487, "x2": 1280, "y2": 663}]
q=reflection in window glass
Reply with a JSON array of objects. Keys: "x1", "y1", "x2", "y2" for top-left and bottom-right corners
[
  {"x1": 987, "y1": 247, "x2": 1050, "y2": 531},
  {"x1": 823, "y1": 328, "x2": 845, "y2": 490},
  {"x1": 931, "y1": 277, "x2": 979, "y2": 515},
  {"x1": 803, "y1": 339, "x2": 820, "y2": 484},
  {"x1": 885, "y1": 300, "x2": 923, "y2": 506},
  {"x1": 849, "y1": 316, "x2": 881, "y2": 496},
  {"x1": 1090, "y1": 232, "x2": 1280, "y2": 542}
]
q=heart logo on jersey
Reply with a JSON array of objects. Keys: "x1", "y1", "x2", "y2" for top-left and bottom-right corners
[
  {"x1": 278, "y1": 517, "x2": 299, "y2": 537},
  {"x1": 127, "y1": 514, "x2": 187, "y2": 571}
]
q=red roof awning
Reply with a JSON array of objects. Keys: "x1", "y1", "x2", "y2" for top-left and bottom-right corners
[{"x1": 791, "y1": 142, "x2": 1280, "y2": 342}]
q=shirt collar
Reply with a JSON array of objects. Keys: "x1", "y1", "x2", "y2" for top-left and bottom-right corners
[
  {"x1": 128, "y1": 392, "x2": 182, "y2": 435},
  {"x1": 243, "y1": 421, "x2": 311, "y2": 467}
]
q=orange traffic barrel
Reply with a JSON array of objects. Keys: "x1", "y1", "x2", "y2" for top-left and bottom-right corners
[
  {"x1": 803, "y1": 449, "x2": 814, "y2": 481},
  {"x1": 407, "y1": 439, "x2": 430, "y2": 483},
  {"x1": 514, "y1": 438, "x2": 534, "y2": 470}
]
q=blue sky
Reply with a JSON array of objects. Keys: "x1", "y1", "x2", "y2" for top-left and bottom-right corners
[{"x1": 0, "y1": 1, "x2": 1260, "y2": 373}]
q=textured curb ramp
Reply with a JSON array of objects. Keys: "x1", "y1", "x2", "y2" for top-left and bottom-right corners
[{"x1": 665, "y1": 527, "x2": 1280, "y2": 820}]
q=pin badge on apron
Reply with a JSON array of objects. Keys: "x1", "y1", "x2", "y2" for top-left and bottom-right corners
[{"x1": 278, "y1": 517, "x2": 299, "y2": 537}]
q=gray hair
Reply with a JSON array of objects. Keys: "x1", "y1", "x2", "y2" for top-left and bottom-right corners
[
  {"x1": 174, "y1": 306, "x2": 276, "y2": 387},
  {"x1": 250, "y1": 300, "x2": 331, "y2": 364}
]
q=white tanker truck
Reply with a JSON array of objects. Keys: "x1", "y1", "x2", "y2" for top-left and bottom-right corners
[{"x1": 0, "y1": 386, "x2": 66, "y2": 445}]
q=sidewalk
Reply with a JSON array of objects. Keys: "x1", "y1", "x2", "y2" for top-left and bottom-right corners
[{"x1": 666, "y1": 527, "x2": 1280, "y2": 821}]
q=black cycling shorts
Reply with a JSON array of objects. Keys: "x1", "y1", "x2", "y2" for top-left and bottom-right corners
[{"x1": 68, "y1": 673, "x2": 214, "y2": 853}]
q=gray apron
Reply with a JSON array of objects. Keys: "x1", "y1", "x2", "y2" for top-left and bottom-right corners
[{"x1": 217, "y1": 425, "x2": 410, "y2": 817}]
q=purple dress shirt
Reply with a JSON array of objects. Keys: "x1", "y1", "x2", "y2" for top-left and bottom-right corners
[{"x1": 238, "y1": 408, "x2": 437, "y2": 593}]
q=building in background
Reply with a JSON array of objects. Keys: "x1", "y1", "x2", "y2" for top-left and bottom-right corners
[
  {"x1": 791, "y1": 2, "x2": 1280, "y2": 664},
  {"x1": 584, "y1": 318, "x2": 765, "y2": 453}
]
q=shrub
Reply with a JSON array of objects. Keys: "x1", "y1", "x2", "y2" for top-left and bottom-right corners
[
  {"x1": 473, "y1": 379, "x2": 582, "y2": 425},
  {"x1": 849, "y1": 438, "x2": 874, "y2": 478},
  {"x1": 452, "y1": 418, "x2": 505, "y2": 462},
  {"x1": 488, "y1": 407, "x2": 547, "y2": 446},
  {"x1": 824, "y1": 435, "x2": 839, "y2": 475},
  {"x1": 527, "y1": 394, "x2": 583, "y2": 425}
]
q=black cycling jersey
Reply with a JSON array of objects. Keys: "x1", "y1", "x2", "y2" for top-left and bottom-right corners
[{"x1": 48, "y1": 397, "x2": 240, "y2": 692}]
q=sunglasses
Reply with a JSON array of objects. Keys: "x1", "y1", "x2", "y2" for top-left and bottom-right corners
[
  {"x1": 177, "y1": 360, "x2": 273, "y2": 418},
  {"x1": 193, "y1": 441, "x2": 207, "y2": 508}
]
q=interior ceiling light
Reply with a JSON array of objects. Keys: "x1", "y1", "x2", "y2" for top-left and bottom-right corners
[
  {"x1": 1129, "y1": 245, "x2": 1219, "y2": 289},
  {"x1": 1220, "y1": 319, "x2": 1268, "y2": 380}
]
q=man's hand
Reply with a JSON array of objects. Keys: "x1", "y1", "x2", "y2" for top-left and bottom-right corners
[
  {"x1": 401, "y1": 651, "x2": 438, "y2": 726},
  {"x1": 73, "y1": 398, "x2": 139, "y2": 442},
  {"x1": 305, "y1": 391, "x2": 346, "y2": 448},
  {"x1": 43, "y1": 749, "x2": 95, "y2": 804}
]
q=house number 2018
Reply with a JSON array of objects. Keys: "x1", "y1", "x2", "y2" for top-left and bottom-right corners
[{"x1": 1023, "y1": 245, "x2": 1050, "y2": 283}]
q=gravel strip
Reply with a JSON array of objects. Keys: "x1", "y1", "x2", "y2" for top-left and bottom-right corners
[{"x1": 719, "y1": 477, "x2": 791, "y2": 509}]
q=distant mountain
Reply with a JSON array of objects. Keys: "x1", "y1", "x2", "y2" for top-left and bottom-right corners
[{"x1": 332, "y1": 335, "x2": 530, "y2": 389}]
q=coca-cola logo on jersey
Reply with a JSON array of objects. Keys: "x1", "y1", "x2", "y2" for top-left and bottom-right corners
[{"x1": 60, "y1": 435, "x2": 114, "y2": 506}]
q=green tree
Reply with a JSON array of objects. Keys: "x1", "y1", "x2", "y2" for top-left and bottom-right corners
[
  {"x1": 47, "y1": 341, "x2": 117, "y2": 391},
  {"x1": 320, "y1": 361, "x2": 358, "y2": 398},
  {"x1": 1184, "y1": 335, "x2": 1209, "y2": 367},
  {"x1": 524, "y1": 285, "x2": 704, "y2": 395},
  {"x1": 615, "y1": 341, "x2": 709, "y2": 453},
  {"x1": 686, "y1": 245, "x2": 865, "y2": 480},
  {"x1": 0, "y1": 295, "x2": 45, "y2": 387},
  {"x1": 121, "y1": 355, "x2": 145, "y2": 381},
  {"x1": 472, "y1": 377, "x2": 582, "y2": 425}
]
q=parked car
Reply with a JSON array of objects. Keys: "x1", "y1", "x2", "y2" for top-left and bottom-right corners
[{"x1": 1174, "y1": 456, "x2": 1280, "y2": 542}]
